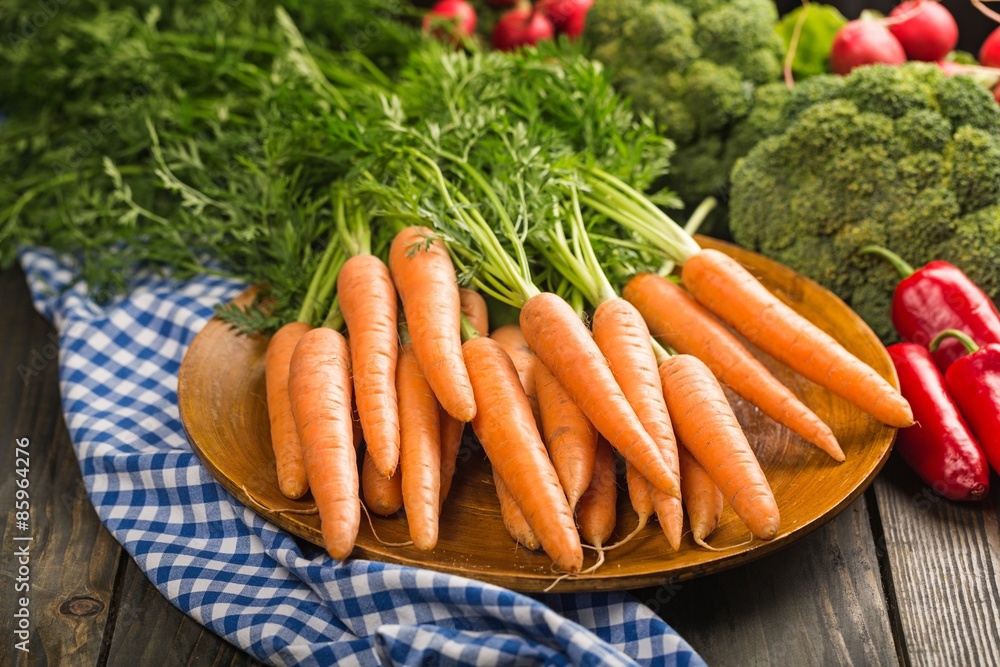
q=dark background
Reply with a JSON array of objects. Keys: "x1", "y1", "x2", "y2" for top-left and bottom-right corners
[{"x1": 774, "y1": 0, "x2": 994, "y2": 54}]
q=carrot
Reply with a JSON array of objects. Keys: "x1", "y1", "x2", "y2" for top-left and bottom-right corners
[
  {"x1": 389, "y1": 226, "x2": 476, "y2": 423},
  {"x1": 265, "y1": 321, "x2": 313, "y2": 499},
  {"x1": 438, "y1": 290, "x2": 489, "y2": 506},
  {"x1": 591, "y1": 297, "x2": 682, "y2": 549},
  {"x1": 652, "y1": 489, "x2": 684, "y2": 552},
  {"x1": 535, "y1": 360, "x2": 598, "y2": 512},
  {"x1": 338, "y1": 254, "x2": 400, "y2": 478},
  {"x1": 624, "y1": 462, "x2": 654, "y2": 534},
  {"x1": 493, "y1": 468, "x2": 541, "y2": 550},
  {"x1": 463, "y1": 336, "x2": 583, "y2": 572},
  {"x1": 397, "y1": 340, "x2": 442, "y2": 552},
  {"x1": 576, "y1": 438, "x2": 617, "y2": 550},
  {"x1": 438, "y1": 411, "x2": 465, "y2": 508},
  {"x1": 624, "y1": 272, "x2": 844, "y2": 462},
  {"x1": 679, "y1": 445, "x2": 724, "y2": 548},
  {"x1": 460, "y1": 288, "x2": 489, "y2": 339},
  {"x1": 659, "y1": 354, "x2": 780, "y2": 540},
  {"x1": 520, "y1": 292, "x2": 679, "y2": 499},
  {"x1": 680, "y1": 249, "x2": 913, "y2": 428},
  {"x1": 440, "y1": 290, "x2": 488, "y2": 506},
  {"x1": 362, "y1": 449, "x2": 403, "y2": 516},
  {"x1": 490, "y1": 324, "x2": 566, "y2": 548},
  {"x1": 288, "y1": 328, "x2": 359, "y2": 560},
  {"x1": 490, "y1": 324, "x2": 540, "y2": 424}
]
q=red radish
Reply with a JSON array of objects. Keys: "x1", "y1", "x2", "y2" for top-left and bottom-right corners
[
  {"x1": 887, "y1": 1, "x2": 958, "y2": 62},
  {"x1": 982, "y1": 27, "x2": 1000, "y2": 68},
  {"x1": 423, "y1": 0, "x2": 477, "y2": 43},
  {"x1": 994, "y1": 84, "x2": 1000, "y2": 105},
  {"x1": 537, "y1": 0, "x2": 593, "y2": 38},
  {"x1": 492, "y1": 6, "x2": 555, "y2": 51},
  {"x1": 830, "y1": 19, "x2": 907, "y2": 75}
]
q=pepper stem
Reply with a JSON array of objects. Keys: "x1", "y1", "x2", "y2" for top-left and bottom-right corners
[
  {"x1": 860, "y1": 246, "x2": 915, "y2": 279},
  {"x1": 929, "y1": 329, "x2": 980, "y2": 355}
]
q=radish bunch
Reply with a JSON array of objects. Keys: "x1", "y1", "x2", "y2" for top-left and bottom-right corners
[
  {"x1": 421, "y1": 0, "x2": 593, "y2": 52},
  {"x1": 830, "y1": 2, "x2": 958, "y2": 75},
  {"x1": 828, "y1": 1, "x2": 1000, "y2": 103}
]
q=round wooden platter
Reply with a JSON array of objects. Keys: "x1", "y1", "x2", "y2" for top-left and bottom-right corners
[{"x1": 178, "y1": 236, "x2": 898, "y2": 593}]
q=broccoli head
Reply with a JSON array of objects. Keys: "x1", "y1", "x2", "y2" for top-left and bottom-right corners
[
  {"x1": 730, "y1": 63, "x2": 1000, "y2": 342},
  {"x1": 584, "y1": 0, "x2": 783, "y2": 229}
]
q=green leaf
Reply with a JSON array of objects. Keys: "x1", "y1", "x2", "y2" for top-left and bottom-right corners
[{"x1": 776, "y1": 4, "x2": 848, "y2": 79}]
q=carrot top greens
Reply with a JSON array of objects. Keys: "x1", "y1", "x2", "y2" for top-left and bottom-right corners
[{"x1": 1, "y1": 0, "x2": 691, "y2": 331}]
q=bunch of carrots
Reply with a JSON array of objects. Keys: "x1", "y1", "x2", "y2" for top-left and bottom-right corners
[
  {"x1": 200, "y1": 31, "x2": 915, "y2": 576},
  {"x1": 257, "y1": 179, "x2": 914, "y2": 575}
]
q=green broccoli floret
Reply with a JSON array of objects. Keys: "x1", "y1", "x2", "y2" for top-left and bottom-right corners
[
  {"x1": 730, "y1": 63, "x2": 1000, "y2": 342},
  {"x1": 584, "y1": 0, "x2": 783, "y2": 232},
  {"x1": 724, "y1": 82, "x2": 791, "y2": 171}
]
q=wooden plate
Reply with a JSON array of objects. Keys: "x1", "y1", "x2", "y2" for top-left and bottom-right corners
[{"x1": 178, "y1": 237, "x2": 898, "y2": 592}]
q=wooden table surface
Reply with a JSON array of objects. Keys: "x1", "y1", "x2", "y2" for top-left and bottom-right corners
[{"x1": 3, "y1": 263, "x2": 1000, "y2": 666}]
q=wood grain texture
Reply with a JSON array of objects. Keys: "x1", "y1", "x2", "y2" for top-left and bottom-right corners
[
  {"x1": 179, "y1": 238, "x2": 899, "y2": 592},
  {"x1": 0, "y1": 266, "x2": 259, "y2": 667},
  {"x1": 873, "y1": 455, "x2": 1000, "y2": 667},
  {"x1": 653, "y1": 493, "x2": 898, "y2": 666},
  {"x1": 0, "y1": 266, "x2": 120, "y2": 665},
  {"x1": 104, "y1": 559, "x2": 261, "y2": 667}
]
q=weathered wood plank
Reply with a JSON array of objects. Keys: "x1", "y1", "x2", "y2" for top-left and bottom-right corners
[
  {"x1": 0, "y1": 266, "x2": 122, "y2": 665},
  {"x1": 873, "y1": 455, "x2": 1000, "y2": 667},
  {"x1": 646, "y1": 493, "x2": 898, "y2": 666},
  {"x1": 104, "y1": 559, "x2": 261, "y2": 667}
]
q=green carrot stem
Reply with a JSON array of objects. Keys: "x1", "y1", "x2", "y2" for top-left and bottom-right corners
[
  {"x1": 651, "y1": 338, "x2": 673, "y2": 366},
  {"x1": 296, "y1": 240, "x2": 343, "y2": 324},
  {"x1": 322, "y1": 295, "x2": 343, "y2": 331},
  {"x1": 398, "y1": 321, "x2": 412, "y2": 346},
  {"x1": 930, "y1": 329, "x2": 980, "y2": 355},
  {"x1": 579, "y1": 168, "x2": 701, "y2": 263},
  {"x1": 658, "y1": 197, "x2": 717, "y2": 277},
  {"x1": 460, "y1": 314, "x2": 480, "y2": 342},
  {"x1": 860, "y1": 246, "x2": 915, "y2": 279}
]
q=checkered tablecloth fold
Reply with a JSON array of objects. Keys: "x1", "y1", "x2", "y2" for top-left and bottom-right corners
[{"x1": 20, "y1": 248, "x2": 704, "y2": 667}]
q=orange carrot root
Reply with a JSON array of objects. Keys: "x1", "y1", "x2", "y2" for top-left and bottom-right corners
[
  {"x1": 362, "y1": 449, "x2": 403, "y2": 517},
  {"x1": 624, "y1": 272, "x2": 844, "y2": 462},
  {"x1": 397, "y1": 342, "x2": 442, "y2": 552},
  {"x1": 659, "y1": 354, "x2": 780, "y2": 541},
  {"x1": 519, "y1": 292, "x2": 679, "y2": 499},
  {"x1": 493, "y1": 469, "x2": 542, "y2": 550},
  {"x1": 577, "y1": 438, "x2": 618, "y2": 551},
  {"x1": 490, "y1": 324, "x2": 541, "y2": 425},
  {"x1": 265, "y1": 321, "x2": 313, "y2": 499},
  {"x1": 339, "y1": 254, "x2": 400, "y2": 477},
  {"x1": 535, "y1": 360, "x2": 597, "y2": 512},
  {"x1": 681, "y1": 249, "x2": 912, "y2": 428},
  {"x1": 464, "y1": 336, "x2": 583, "y2": 573},
  {"x1": 459, "y1": 288, "x2": 489, "y2": 339},
  {"x1": 679, "y1": 445, "x2": 724, "y2": 547},
  {"x1": 389, "y1": 226, "x2": 476, "y2": 423},
  {"x1": 289, "y1": 328, "x2": 359, "y2": 560}
]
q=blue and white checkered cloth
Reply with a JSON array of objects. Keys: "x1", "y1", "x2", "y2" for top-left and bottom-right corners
[{"x1": 20, "y1": 247, "x2": 704, "y2": 667}]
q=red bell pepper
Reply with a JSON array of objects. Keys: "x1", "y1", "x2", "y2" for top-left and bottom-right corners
[
  {"x1": 864, "y1": 246, "x2": 1000, "y2": 372},
  {"x1": 887, "y1": 343, "x2": 989, "y2": 501},
  {"x1": 932, "y1": 329, "x2": 1000, "y2": 476}
]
